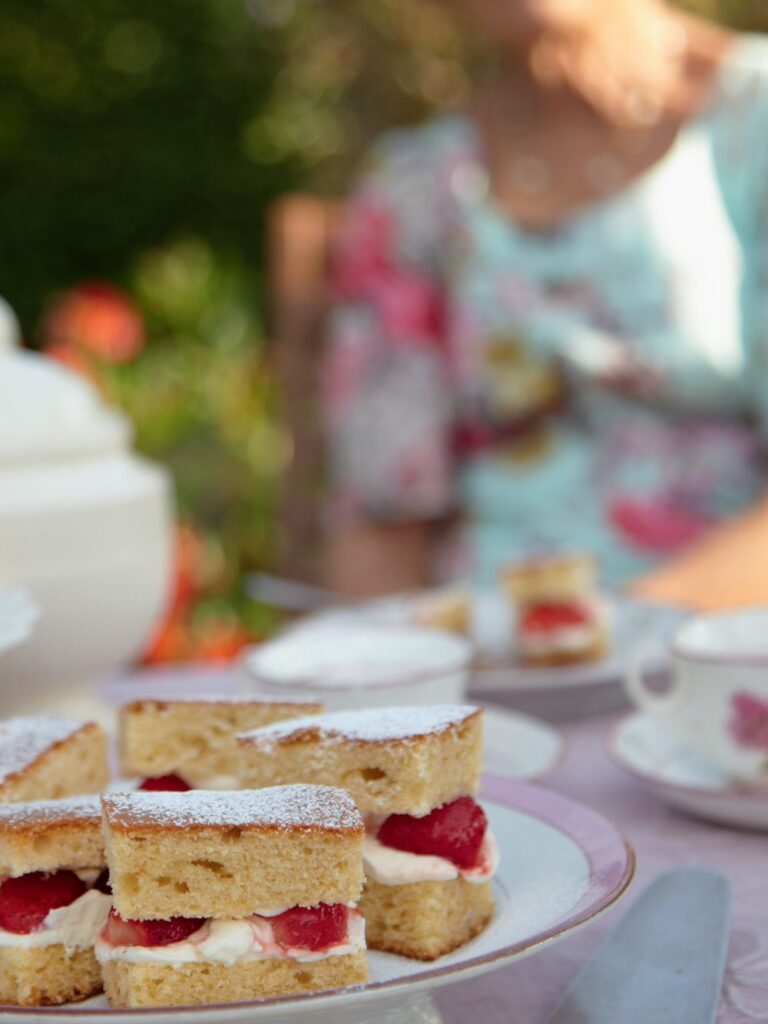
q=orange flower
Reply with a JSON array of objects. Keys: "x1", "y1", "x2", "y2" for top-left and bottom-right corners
[
  {"x1": 191, "y1": 620, "x2": 254, "y2": 663},
  {"x1": 43, "y1": 281, "x2": 145, "y2": 364},
  {"x1": 141, "y1": 614, "x2": 190, "y2": 665}
]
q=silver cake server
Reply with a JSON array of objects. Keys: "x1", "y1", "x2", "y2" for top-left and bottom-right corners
[{"x1": 545, "y1": 867, "x2": 731, "y2": 1024}]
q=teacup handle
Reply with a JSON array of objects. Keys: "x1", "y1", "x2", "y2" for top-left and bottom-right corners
[{"x1": 625, "y1": 645, "x2": 683, "y2": 719}]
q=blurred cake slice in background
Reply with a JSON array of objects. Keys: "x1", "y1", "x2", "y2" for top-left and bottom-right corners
[
  {"x1": 501, "y1": 553, "x2": 608, "y2": 666},
  {"x1": 410, "y1": 588, "x2": 472, "y2": 636},
  {"x1": 0, "y1": 717, "x2": 108, "y2": 804}
]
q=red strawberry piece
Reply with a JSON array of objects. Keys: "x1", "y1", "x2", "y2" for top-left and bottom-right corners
[
  {"x1": 102, "y1": 908, "x2": 205, "y2": 947},
  {"x1": 138, "y1": 774, "x2": 191, "y2": 792},
  {"x1": 0, "y1": 870, "x2": 87, "y2": 934},
  {"x1": 520, "y1": 602, "x2": 590, "y2": 634},
  {"x1": 377, "y1": 796, "x2": 487, "y2": 869},
  {"x1": 271, "y1": 903, "x2": 348, "y2": 952},
  {"x1": 94, "y1": 869, "x2": 111, "y2": 894}
]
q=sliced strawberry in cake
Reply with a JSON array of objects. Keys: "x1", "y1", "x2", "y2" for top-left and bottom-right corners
[
  {"x1": 137, "y1": 774, "x2": 191, "y2": 792},
  {"x1": 0, "y1": 796, "x2": 111, "y2": 1006}
]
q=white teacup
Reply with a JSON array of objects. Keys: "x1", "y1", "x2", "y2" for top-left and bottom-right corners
[{"x1": 626, "y1": 606, "x2": 768, "y2": 787}]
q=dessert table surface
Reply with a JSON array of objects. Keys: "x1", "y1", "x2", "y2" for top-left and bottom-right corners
[
  {"x1": 107, "y1": 667, "x2": 768, "y2": 1023},
  {"x1": 436, "y1": 710, "x2": 768, "y2": 1024}
]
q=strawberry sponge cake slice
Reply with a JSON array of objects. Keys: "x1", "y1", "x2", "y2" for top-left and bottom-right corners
[
  {"x1": 118, "y1": 695, "x2": 323, "y2": 792},
  {"x1": 0, "y1": 796, "x2": 112, "y2": 1005},
  {"x1": 96, "y1": 786, "x2": 367, "y2": 1008},
  {"x1": 237, "y1": 705, "x2": 497, "y2": 960},
  {"x1": 501, "y1": 552, "x2": 608, "y2": 666}
]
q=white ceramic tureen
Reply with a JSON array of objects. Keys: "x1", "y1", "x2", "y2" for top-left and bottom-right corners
[{"x1": 0, "y1": 301, "x2": 173, "y2": 714}]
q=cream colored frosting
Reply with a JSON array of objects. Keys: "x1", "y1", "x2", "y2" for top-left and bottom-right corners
[
  {"x1": 363, "y1": 831, "x2": 499, "y2": 887},
  {"x1": 0, "y1": 889, "x2": 111, "y2": 950},
  {"x1": 518, "y1": 624, "x2": 598, "y2": 656},
  {"x1": 95, "y1": 908, "x2": 365, "y2": 966}
]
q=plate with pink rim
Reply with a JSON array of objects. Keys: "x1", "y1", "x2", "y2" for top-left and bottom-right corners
[
  {"x1": 609, "y1": 712, "x2": 768, "y2": 831},
  {"x1": 2, "y1": 777, "x2": 634, "y2": 1024}
]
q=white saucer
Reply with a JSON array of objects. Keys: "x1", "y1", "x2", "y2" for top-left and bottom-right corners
[
  {"x1": 609, "y1": 712, "x2": 768, "y2": 831},
  {"x1": 482, "y1": 707, "x2": 564, "y2": 781},
  {"x1": 1, "y1": 778, "x2": 633, "y2": 1024}
]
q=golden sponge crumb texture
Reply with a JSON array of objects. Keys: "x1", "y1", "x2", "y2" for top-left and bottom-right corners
[
  {"x1": 0, "y1": 796, "x2": 103, "y2": 876},
  {"x1": 359, "y1": 877, "x2": 494, "y2": 960},
  {"x1": 501, "y1": 552, "x2": 596, "y2": 603},
  {"x1": 0, "y1": 944, "x2": 102, "y2": 1006},
  {"x1": 0, "y1": 717, "x2": 108, "y2": 805},
  {"x1": 101, "y1": 950, "x2": 368, "y2": 1008},
  {"x1": 237, "y1": 706, "x2": 483, "y2": 817},
  {"x1": 102, "y1": 786, "x2": 364, "y2": 920},
  {"x1": 119, "y1": 697, "x2": 323, "y2": 786}
]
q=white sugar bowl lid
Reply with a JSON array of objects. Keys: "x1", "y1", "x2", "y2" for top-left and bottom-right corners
[{"x1": 0, "y1": 348, "x2": 130, "y2": 463}]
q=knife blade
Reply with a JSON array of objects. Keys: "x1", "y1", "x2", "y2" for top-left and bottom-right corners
[{"x1": 545, "y1": 867, "x2": 731, "y2": 1024}]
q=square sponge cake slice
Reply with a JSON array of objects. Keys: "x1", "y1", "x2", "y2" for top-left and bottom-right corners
[
  {"x1": 236, "y1": 705, "x2": 484, "y2": 816},
  {"x1": 118, "y1": 696, "x2": 323, "y2": 788},
  {"x1": 98, "y1": 786, "x2": 367, "y2": 1007},
  {"x1": 102, "y1": 785, "x2": 364, "y2": 920},
  {"x1": 0, "y1": 796, "x2": 110, "y2": 1006},
  {"x1": 0, "y1": 717, "x2": 108, "y2": 804}
]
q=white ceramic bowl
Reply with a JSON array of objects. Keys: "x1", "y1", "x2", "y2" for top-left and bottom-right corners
[{"x1": 239, "y1": 622, "x2": 473, "y2": 711}]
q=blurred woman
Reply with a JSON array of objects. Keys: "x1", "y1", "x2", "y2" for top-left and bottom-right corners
[{"x1": 323, "y1": 0, "x2": 768, "y2": 595}]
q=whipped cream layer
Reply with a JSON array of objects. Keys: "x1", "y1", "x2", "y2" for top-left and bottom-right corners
[
  {"x1": 518, "y1": 597, "x2": 606, "y2": 657},
  {"x1": 0, "y1": 889, "x2": 111, "y2": 951},
  {"x1": 96, "y1": 908, "x2": 365, "y2": 966},
  {"x1": 363, "y1": 831, "x2": 499, "y2": 887}
]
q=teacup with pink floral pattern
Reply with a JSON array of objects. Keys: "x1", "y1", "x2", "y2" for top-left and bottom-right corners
[{"x1": 626, "y1": 606, "x2": 768, "y2": 786}]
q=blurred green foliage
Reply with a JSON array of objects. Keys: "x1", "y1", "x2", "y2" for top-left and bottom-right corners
[{"x1": 0, "y1": 0, "x2": 766, "y2": 651}]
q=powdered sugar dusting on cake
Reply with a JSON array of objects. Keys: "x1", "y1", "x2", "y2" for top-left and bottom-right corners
[
  {"x1": 102, "y1": 785, "x2": 362, "y2": 833},
  {"x1": 0, "y1": 795, "x2": 101, "y2": 828},
  {"x1": 239, "y1": 705, "x2": 481, "y2": 748},
  {"x1": 0, "y1": 716, "x2": 88, "y2": 786}
]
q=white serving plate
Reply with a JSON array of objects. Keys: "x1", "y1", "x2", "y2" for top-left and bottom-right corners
[
  {"x1": 0, "y1": 777, "x2": 633, "y2": 1024},
  {"x1": 301, "y1": 589, "x2": 687, "y2": 720},
  {"x1": 609, "y1": 712, "x2": 768, "y2": 832}
]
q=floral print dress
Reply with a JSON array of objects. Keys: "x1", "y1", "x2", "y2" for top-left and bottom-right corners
[{"x1": 324, "y1": 37, "x2": 768, "y2": 587}]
